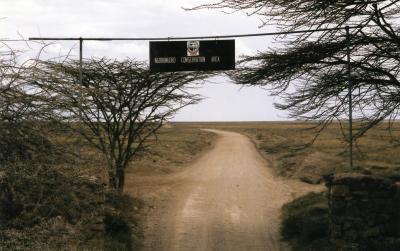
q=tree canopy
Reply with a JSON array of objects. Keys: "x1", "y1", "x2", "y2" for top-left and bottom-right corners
[
  {"x1": 29, "y1": 58, "x2": 209, "y2": 192},
  {"x1": 190, "y1": 0, "x2": 400, "y2": 139}
]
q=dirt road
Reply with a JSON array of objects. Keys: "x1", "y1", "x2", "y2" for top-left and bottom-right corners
[{"x1": 127, "y1": 130, "x2": 321, "y2": 251}]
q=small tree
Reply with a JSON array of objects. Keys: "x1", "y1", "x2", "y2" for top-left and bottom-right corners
[
  {"x1": 0, "y1": 43, "x2": 54, "y2": 164},
  {"x1": 31, "y1": 58, "x2": 207, "y2": 193},
  {"x1": 189, "y1": 1, "x2": 400, "y2": 139}
]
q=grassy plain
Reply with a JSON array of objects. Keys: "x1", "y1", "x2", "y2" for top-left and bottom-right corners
[
  {"x1": 49, "y1": 125, "x2": 217, "y2": 177},
  {"x1": 128, "y1": 126, "x2": 217, "y2": 175},
  {"x1": 173, "y1": 121, "x2": 400, "y2": 183},
  {"x1": 55, "y1": 121, "x2": 400, "y2": 182}
]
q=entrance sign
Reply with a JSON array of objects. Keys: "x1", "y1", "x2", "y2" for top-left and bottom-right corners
[{"x1": 150, "y1": 40, "x2": 235, "y2": 72}]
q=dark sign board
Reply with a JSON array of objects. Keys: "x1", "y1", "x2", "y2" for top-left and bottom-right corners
[{"x1": 149, "y1": 40, "x2": 235, "y2": 72}]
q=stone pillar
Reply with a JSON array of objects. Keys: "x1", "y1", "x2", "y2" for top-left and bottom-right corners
[{"x1": 324, "y1": 173, "x2": 400, "y2": 250}]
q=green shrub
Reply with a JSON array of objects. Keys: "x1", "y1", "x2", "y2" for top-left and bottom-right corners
[{"x1": 281, "y1": 192, "x2": 331, "y2": 250}]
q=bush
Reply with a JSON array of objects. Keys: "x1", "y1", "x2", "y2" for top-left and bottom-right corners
[
  {"x1": 0, "y1": 164, "x2": 104, "y2": 229},
  {"x1": 103, "y1": 192, "x2": 143, "y2": 251},
  {"x1": 281, "y1": 192, "x2": 331, "y2": 250},
  {"x1": 104, "y1": 213, "x2": 133, "y2": 251},
  {"x1": 0, "y1": 122, "x2": 55, "y2": 165},
  {"x1": 0, "y1": 122, "x2": 143, "y2": 250},
  {"x1": 0, "y1": 163, "x2": 105, "y2": 250},
  {"x1": 105, "y1": 192, "x2": 137, "y2": 212}
]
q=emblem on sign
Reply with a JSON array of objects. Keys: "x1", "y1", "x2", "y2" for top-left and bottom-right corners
[{"x1": 187, "y1": 41, "x2": 200, "y2": 56}]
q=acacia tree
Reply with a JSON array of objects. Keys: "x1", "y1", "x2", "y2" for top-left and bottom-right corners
[
  {"x1": 30, "y1": 58, "x2": 207, "y2": 193},
  {"x1": 190, "y1": 1, "x2": 400, "y2": 139},
  {"x1": 0, "y1": 43, "x2": 54, "y2": 164}
]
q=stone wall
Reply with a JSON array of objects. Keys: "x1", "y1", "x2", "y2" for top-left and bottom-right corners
[{"x1": 324, "y1": 173, "x2": 400, "y2": 250}]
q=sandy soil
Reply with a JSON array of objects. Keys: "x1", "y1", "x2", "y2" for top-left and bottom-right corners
[{"x1": 126, "y1": 129, "x2": 322, "y2": 251}]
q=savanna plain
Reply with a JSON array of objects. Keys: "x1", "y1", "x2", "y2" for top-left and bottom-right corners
[{"x1": 2, "y1": 121, "x2": 400, "y2": 250}]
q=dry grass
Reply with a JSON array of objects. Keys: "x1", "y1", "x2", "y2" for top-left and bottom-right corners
[
  {"x1": 49, "y1": 124, "x2": 217, "y2": 178},
  {"x1": 53, "y1": 121, "x2": 400, "y2": 183},
  {"x1": 173, "y1": 121, "x2": 400, "y2": 183},
  {"x1": 128, "y1": 126, "x2": 217, "y2": 175}
]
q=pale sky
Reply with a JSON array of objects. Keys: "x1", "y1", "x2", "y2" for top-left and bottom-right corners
[{"x1": 1, "y1": 0, "x2": 288, "y2": 121}]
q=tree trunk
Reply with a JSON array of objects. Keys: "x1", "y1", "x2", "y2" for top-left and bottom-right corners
[
  {"x1": 108, "y1": 170, "x2": 117, "y2": 190},
  {"x1": 116, "y1": 169, "x2": 125, "y2": 194}
]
